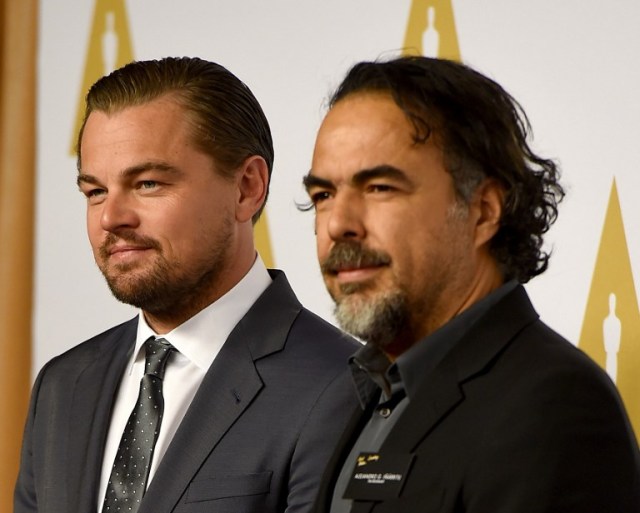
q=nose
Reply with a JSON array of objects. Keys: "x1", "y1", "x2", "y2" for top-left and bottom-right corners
[
  {"x1": 325, "y1": 190, "x2": 365, "y2": 241},
  {"x1": 99, "y1": 192, "x2": 140, "y2": 233}
]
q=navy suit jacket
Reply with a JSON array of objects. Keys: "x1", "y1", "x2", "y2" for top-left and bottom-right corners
[
  {"x1": 15, "y1": 270, "x2": 360, "y2": 513},
  {"x1": 313, "y1": 285, "x2": 640, "y2": 513}
]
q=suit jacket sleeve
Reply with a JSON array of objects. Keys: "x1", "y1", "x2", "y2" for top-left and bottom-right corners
[
  {"x1": 462, "y1": 332, "x2": 640, "y2": 512},
  {"x1": 14, "y1": 363, "x2": 48, "y2": 513}
]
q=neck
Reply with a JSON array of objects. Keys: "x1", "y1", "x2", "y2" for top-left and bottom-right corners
[
  {"x1": 385, "y1": 256, "x2": 504, "y2": 360},
  {"x1": 143, "y1": 247, "x2": 257, "y2": 334}
]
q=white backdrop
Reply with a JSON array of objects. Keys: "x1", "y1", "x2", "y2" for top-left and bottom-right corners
[{"x1": 35, "y1": 0, "x2": 640, "y2": 386}]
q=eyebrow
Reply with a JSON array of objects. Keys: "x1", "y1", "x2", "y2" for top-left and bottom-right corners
[
  {"x1": 76, "y1": 161, "x2": 183, "y2": 188},
  {"x1": 302, "y1": 173, "x2": 333, "y2": 191},
  {"x1": 303, "y1": 164, "x2": 411, "y2": 191}
]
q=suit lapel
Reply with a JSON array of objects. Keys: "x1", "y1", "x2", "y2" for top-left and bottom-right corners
[
  {"x1": 380, "y1": 358, "x2": 464, "y2": 454},
  {"x1": 139, "y1": 271, "x2": 304, "y2": 513},
  {"x1": 382, "y1": 285, "x2": 539, "y2": 453},
  {"x1": 67, "y1": 319, "x2": 137, "y2": 513},
  {"x1": 140, "y1": 332, "x2": 263, "y2": 513},
  {"x1": 314, "y1": 388, "x2": 378, "y2": 513}
]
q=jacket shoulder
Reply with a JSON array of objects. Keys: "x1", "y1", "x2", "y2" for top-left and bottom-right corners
[{"x1": 36, "y1": 317, "x2": 137, "y2": 378}]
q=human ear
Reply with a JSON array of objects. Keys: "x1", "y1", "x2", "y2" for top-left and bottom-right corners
[
  {"x1": 472, "y1": 178, "x2": 504, "y2": 248},
  {"x1": 236, "y1": 155, "x2": 269, "y2": 223}
]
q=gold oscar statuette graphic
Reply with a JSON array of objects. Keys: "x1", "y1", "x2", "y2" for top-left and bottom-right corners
[
  {"x1": 69, "y1": 0, "x2": 134, "y2": 155},
  {"x1": 403, "y1": 0, "x2": 460, "y2": 60},
  {"x1": 254, "y1": 214, "x2": 274, "y2": 268},
  {"x1": 70, "y1": 0, "x2": 276, "y2": 266},
  {"x1": 578, "y1": 178, "x2": 640, "y2": 440}
]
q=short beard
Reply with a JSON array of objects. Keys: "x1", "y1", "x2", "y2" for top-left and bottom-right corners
[
  {"x1": 97, "y1": 223, "x2": 231, "y2": 317},
  {"x1": 334, "y1": 288, "x2": 410, "y2": 349},
  {"x1": 103, "y1": 256, "x2": 222, "y2": 316}
]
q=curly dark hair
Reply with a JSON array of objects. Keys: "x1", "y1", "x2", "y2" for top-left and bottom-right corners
[
  {"x1": 77, "y1": 57, "x2": 273, "y2": 223},
  {"x1": 329, "y1": 56, "x2": 564, "y2": 283}
]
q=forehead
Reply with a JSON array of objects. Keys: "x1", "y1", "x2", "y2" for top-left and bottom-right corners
[
  {"x1": 77, "y1": 96, "x2": 225, "y2": 186},
  {"x1": 318, "y1": 92, "x2": 413, "y2": 144},
  {"x1": 80, "y1": 96, "x2": 198, "y2": 166},
  {"x1": 311, "y1": 92, "x2": 442, "y2": 181},
  {"x1": 83, "y1": 95, "x2": 188, "y2": 137}
]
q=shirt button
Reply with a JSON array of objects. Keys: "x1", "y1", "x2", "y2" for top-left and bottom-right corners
[{"x1": 379, "y1": 407, "x2": 391, "y2": 418}]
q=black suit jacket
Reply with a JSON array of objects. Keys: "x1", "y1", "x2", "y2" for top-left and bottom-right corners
[
  {"x1": 15, "y1": 270, "x2": 360, "y2": 513},
  {"x1": 314, "y1": 285, "x2": 640, "y2": 513}
]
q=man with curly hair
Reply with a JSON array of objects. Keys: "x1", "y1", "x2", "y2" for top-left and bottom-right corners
[{"x1": 303, "y1": 56, "x2": 640, "y2": 512}]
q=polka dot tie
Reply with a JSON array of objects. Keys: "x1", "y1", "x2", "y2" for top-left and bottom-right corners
[{"x1": 103, "y1": 338, "x2": 175, "y2": 513}]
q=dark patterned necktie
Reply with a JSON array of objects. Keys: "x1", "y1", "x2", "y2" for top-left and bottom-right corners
[{"x1": 103, "y1": 337, "x2": 175, "y2": 513}]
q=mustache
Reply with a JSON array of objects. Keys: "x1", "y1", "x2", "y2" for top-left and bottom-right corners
[
  {"x1": 321, "y1": 241, "x2": 391, "y2": 274},
  {"x1": 99, "y1": 230, "x2": 161, "y2": 260}
]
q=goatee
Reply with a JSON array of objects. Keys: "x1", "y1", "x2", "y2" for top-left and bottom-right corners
[{"x1": 322, "y1": 241, "x2": 409, "y2": 349}]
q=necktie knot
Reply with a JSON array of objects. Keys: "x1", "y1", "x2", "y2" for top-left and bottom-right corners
[{"x1": 144, "y1": 337, "x2": 174, "y2": 378}]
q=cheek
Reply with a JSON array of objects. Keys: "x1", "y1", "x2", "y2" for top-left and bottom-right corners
[
  {"x1": 383, "y1": 223, "x2": 432, "y2": 275},
  {"x1": 314, "y1": 225, "x2": 332, "y2": 261},
  {"x1": 86, "y1": 210, "x2": 103, "y2": 247},
  {"x1": 167, "y1": 199, "x2": 232, "y2": 249},
  {"x1": 145, "y1": 197, "x2": 195, "y2": 234},
  {"x1": 313, "y1": 210, "x2": 327, "y2": 234},
  {"x1": 387, "y1": 240, "x2": 412, "y2": 276}
]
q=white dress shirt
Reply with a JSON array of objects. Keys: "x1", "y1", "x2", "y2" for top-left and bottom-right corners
[{"x1": 97, "y1": 255, "x2": 272, "y2": 511}]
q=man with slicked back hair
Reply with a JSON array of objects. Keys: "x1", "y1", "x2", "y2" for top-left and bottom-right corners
[{"x1": 16, "y1": 57, "x2": 359, "y2": 513}]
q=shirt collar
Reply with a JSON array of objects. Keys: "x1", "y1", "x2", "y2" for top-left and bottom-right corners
[
  {"x1": 131, "y1": 254, "x2": 272, "y2": 374},
  {"x1": 349, "y1": 343, "x2": 392, "y2": 408},
  {"x1": 350, "y1": 280, "x2": 518, "y2": 405}
]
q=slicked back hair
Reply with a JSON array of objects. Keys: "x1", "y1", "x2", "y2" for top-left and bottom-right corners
[{"x1": 77, "y1": 56, "x2": 274, "y2": 222}]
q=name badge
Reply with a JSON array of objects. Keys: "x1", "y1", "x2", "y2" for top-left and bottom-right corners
[{"x1": 343, "y1": 452, "x2": 414, "y2": 501}]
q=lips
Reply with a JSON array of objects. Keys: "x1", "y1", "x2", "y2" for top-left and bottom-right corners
[
  {"x1": 333, "y1": 266, "x2": 382, "y2": 286},
  {"x1": 104, "y1": 245, "x2": 154, "y2": 267},
  {"x1": 108, "y1": 244, "x2": 151, "y2": 256},
  {"x1": 98, "y1": 231, "x2": 161, "y2": 262}
]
